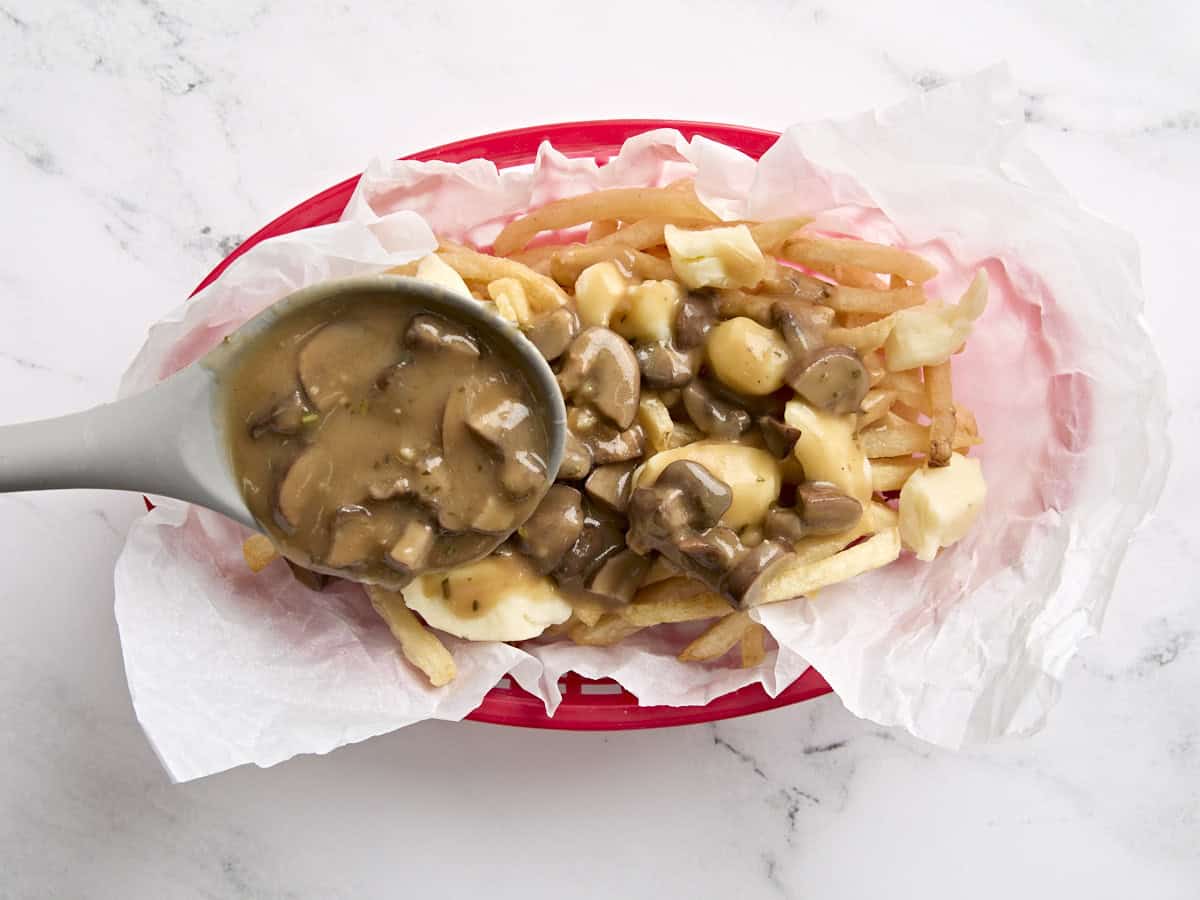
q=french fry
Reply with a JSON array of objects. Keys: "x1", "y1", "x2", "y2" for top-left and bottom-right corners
[
  {"x1": 858, "y1": 388, "x2": 897, "y2": 429},
  {"x1": 507, "y1": 244, "x2": 560, "y2": 274},
  {"x1": 487, "y1": 277, "x2": 533, "y2": 326},
  {"x1": 437, "y1": 245, "x2": 568, "y2": 311},
  {"x1": 640, "y1": 555, "x2": 683, "y2": 587},
  {"x1": 782, "y1": 236, "x2": 938, "y2": 284},
  {"x1": 748, "y1": 217, "x2": 812, "y2": 254},
  {"x1": 870, "y1": 456, "x2": 922, "y2": 492},
  {"x1": 841, "y1": 312, "x2": 882, "y2": 328},
  {"x1": 549, "y1": 244, "x2": 676, "y2": 285},
  {"x1": 924, "y1": 360, "x2": 956, "y2": 467},
  {"x1": 493, "y1": 184, "x2": 719, "y2": 256},
  {"x1": 570, "y1": 594, "x2": 609, "y2": 628},
  {"x1": 569, "y1": 613, "x2": 644, "y2": 646},
  {"x1": 740, "y1": 623, "x2": 767, "y2": 668},
  {"x1": 826, "y1": 284, "x2": 925, "y2": 315},
  {"x1": 955, "y1": 404, "x2": 980, "y2": 447},
  {"x1": 789, "y1": 519, "x2": 872, "y2": 566},
  {"x1": 386, "y1": 260, "x2": 420, "y2": 277},
  {"x1": 859, "y1": 417, "x2": 929, "y2": 457},
  {"x1": 825, "y1": 315, "x2": 895, "y2": 353},
  {"x1": 863, "y1": 350, "x2": 887, "y2": 387},
  {"x1": 366, "y1": 586, "x2": 457, "y2": 687},
  {"x1": 241, "y1": 534, "x2": 279, "y2": 572},
  {"x1": 890, "y1": 400, "x2": 927, "y2": 424},
  {"x1": 870, "y1": 500, "x2": 900, "y2": 530},
  {"x1": 880, "y1": 369, "x2": 925, "y2": 395},
  {"x1": 678, "y1": 611, "x2": 752, "y2": 662},
  {"x1": 587, "y1": 219, "x2": 620, "y2": 241},
  {"x1": 861, "y1": 413, "x2": 977, "y2": 458},
  {"x1": 621, "y1": 576, "x2": 733, "y2": 626},
  {"x1": 745, "y1": 528, "x2": 902, "y2": 607}
]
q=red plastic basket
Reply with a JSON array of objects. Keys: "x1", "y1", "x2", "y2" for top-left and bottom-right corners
[{"x1": 190, "y1": 119, "x2": 833, "y2": 729}]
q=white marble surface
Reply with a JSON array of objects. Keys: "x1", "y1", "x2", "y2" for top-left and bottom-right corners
[{"x1": 1, "y1": 1, "x2": 1196, "y2": 897}]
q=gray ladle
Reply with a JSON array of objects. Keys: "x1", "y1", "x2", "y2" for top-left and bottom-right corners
[{"x1": 0, "y1": 275, "x2": 567, "y2": 551}]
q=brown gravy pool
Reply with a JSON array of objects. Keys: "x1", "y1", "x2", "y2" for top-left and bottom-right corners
[{"x1": 223, "y1": 292, "x2": 552, "y2": 590}]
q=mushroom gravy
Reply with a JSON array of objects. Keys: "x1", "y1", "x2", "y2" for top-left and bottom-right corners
[{"x1": 224, "y1": 293, "x2": 552, "y2": 590}]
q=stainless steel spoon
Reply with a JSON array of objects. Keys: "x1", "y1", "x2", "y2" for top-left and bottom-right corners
[{"x1": 0, "y1": 275, "x2": 567, "y2": 544}]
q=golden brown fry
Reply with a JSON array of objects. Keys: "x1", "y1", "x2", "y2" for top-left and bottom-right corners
[
  {"x1": 825, "y1": 315, "x2": 895, "y2": 353},
  {"x1": 840, "y1": 311, "x2": 881, "y2": 328},
  {"x1": 869, "y1": 456, "x2": 922, "y2": 492},
  {"x1": 386, "y1": 260, "x2": 420, "y2": 277},
  {"x1": 569, "y1": 613, "x2": 644, "y2": 647},
  {"x1": 570, "y1": 594, "x2": 609, "y2": 628},
  {"x1": 782, "y1": 236, "x2": 938, "y2": 284},
  {"x1": 789, "y1": 519, "x2": 871, "y2": 566},
  {"x1": 678, "y1": 611, "x2": 752, "y2": 662},
  {"x1": 740, "y1": 623, "x2": 767, "y2": 668},
  {"x1": 870, "y1": 500, "x2": 900, "y2": 530},
  {"x1": 858, "y1": 388, "x2": 898, "y2": 429},
  {"x1": 437, "y1": 245, "x2": 568, "y2": 311},
  {"x1": 507, "y1": 244, "x2": 560, "y2": 273},
  {"x1": 549, "y1": 244, "x2": 675, "y2": 285},
  {"x1": 640, "y1": 555, "x2": 683, "y2": 587},
  {"x1": 745, "y1": 528, "x2": 902, "y2": 607},
  {"x1": 587, "y1": 219, "x2": 620, "y2": 241},
  {"x1": 242, "y1": 534, "x2": 279, "y2": 572},
  {"x1": 890, "y1": 400, "x2": 927, "y2": 424},
  {"x1": 924, "y1": 360, "x2": 956, "y2": 467},
  {"x1": 621, "y1": 576, "x2": 733, "y2": 626},
  {"x1": 859, "y1": 417, "x2": 929, "y2": 457},
  {"x1": 863, "y1": 350, "x2": 887, "y2": 387},
  {"x1": 493, "y1": 185, "x2": 719, "y2": 256},
  {"x1": 881, "y1": 369, "x2": 925, "y2": 395},
  {"x1": 748, "y1": 217, "x2": 813, "y2": 254},
  {"x1": 366, "y1": 586, "x2": 457, "y2": 687},
  {"x1": 826, "y1": 284, "x2": 925, "y2": 315}
]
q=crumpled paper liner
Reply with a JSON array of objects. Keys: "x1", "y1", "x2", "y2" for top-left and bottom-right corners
[{"x1": 115, "y1": 67, "x2": 1167, "y2": 782}]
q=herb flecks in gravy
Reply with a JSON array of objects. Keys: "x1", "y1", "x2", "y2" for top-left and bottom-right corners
[{"x1": 224, "y1": 294, "x2": 551, "y2": 589}]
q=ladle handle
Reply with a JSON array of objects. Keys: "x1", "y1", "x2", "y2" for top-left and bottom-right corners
[{"x1": 0, "y1": 366, "x2": 253, "y2": 526}]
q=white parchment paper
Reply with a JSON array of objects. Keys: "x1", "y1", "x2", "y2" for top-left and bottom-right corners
[{"x1": 115, "y1": 67, "x2": 1168, "y2": 782}]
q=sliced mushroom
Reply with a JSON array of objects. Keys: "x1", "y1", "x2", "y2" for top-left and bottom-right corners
[
  {"x1": 675, "y1": 291, "x2": 719, "y2": 350},
  {"x1": 404, "y1": 313, "x2": 480, "y2": 357},
  {"x1": 657, "y1": 459, "x2": 734, "y2": 530},
  {"x1": 249, "y1": 389, "x2": 310, "y2": 437},
  {"x1": 795, "y1": 481, "x2": 863, "y2": 534},
  {"x1": 523, "y1": 306, "x2": 579, "y2": 361},
  {"x1": 758, "y1": 415, "x2": 802, "y2": 459},
  {"x1": 586, "y1": 548, "x2": 650, "y2": 604},
  {"x1": 587, "y1": 423, "x2": 645, "y2": 465},
  {"x1": 275, "y1": 447, "x2": 332, "y2": 532},
  {"x1": 676, "y1": 526, "x2": 742, "y2": 576},
  {"x1": 552, "y1": 500, "x2": 627, "y2": 590},
  {"x1": 499, "y1": 449, "x2": 547, "y2": 499},
  {"x1": 715, "y1": 290, "x2": 776, "y2": 327},
  {"x1": 558, "y1": 430, "x2": 594, "y2": 480},
  {"x1": 763, "y1": 505, "x2": 806, "y2": 543},
  {"x1": 557, "y1": 327, "x2": 641, "y2": 429},
  {"x1": 786, "y1": 345, "x2": 868, "y2": 414},
  {"x1": 466, "y1": 395, "x2": 534, "y2": 450},
  {"x1": 772, "y1": 298, "x2": 832, "y2": 360},
  {"x1": 323, "y1": 505, "x2": 378, "y2": 568},
  {"x1": 682, "y1": 380, "x2": 752, "y2": 439},
  {"x1": 386, "y1": 519, "x2": 435, "y2": 577},
  {"x1": 763, "y1": 266, "x2": 830, "y2": 301},
  {"x1": 298, "y1": 318, "x2": 401, "y2": 411},
  {"x1": 723, "y1": 539, "x2": 792, "y2": 600},
  {"x1": 584, "y1": 461, "x2": 638, "y2": 512},
  {"x1": 517, "y1": 484, "x2": 584, "y2": 574},
  {"x1": 635, "y1": 340, "x2": 700, "y2": 389}
]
